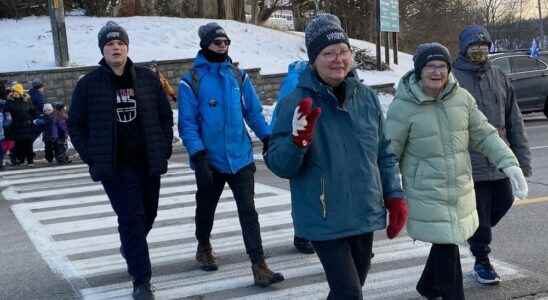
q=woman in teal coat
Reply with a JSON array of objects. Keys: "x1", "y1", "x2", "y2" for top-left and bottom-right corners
[
  {"x1": 386, "y1": 43, "x2": 528, "y2": 299},
  {"x1": 266, "y1": 14, "x2": 407, "y2": 299}
]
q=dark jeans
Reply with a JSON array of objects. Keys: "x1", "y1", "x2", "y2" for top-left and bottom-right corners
[
  {"x1": 101, "y1": 166, "x2": 160, "y2": 285},
  {"x1": 311, "y1": 232, "x2": 374, "y2": 300},
  {"x1": 45, "y1": 139, "x2": 69, "y2": 163},
  {"x1": 468, "y1": 178, "x2": 514, "y2": 259},
  {"x1": 194, "y1": 162, "x2": 264, "y2": 263},
  {"x1": 417, "y1": 244, "x2": 464, "y2": 300},
  {"x1": 15, "y1": 138, "x2": 33, "y2": 164}
]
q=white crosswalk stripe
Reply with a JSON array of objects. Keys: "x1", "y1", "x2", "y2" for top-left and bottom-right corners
[{"x1": 1, "y1": 163, "x2": 529, "y2": 299}]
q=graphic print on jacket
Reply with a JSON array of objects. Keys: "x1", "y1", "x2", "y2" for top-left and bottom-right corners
[
  {"x1": 116, "y1": 88, "x2": 136, "y2": 123},
  {"x1": 113, "y1": 68, "x2": 146, "y2": 166}
]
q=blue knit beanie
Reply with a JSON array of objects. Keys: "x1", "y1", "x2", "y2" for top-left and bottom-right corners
[{"x1": 305, "y1": 14, "x2": 350, "y2": 64}]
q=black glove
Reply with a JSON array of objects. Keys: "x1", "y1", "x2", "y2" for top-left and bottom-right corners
[
  {"x1": 191, "y1": 150, "x2": 213, "y2": 189},
  {"x1": 261, "y1": 136, "x2": 270, "y2": 156}
]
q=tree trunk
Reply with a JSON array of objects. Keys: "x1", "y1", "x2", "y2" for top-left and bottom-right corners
[{"x1": 217, "y1": 0, "x2": 225, "y2": 19}]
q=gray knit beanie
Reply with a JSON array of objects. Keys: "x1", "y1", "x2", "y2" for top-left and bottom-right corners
[
  {"x1": 198, "y1": 22, "x2": 229, "y2": 49},
  {"x1": 98, "y1": 21, "x2": 129, "y2": 53},
  {"x1": 305, "y1": 14, "x2": 350, "y2": 64},
  {"x1": 413, "y1": 42, "x2": 452, "y2": 80}
]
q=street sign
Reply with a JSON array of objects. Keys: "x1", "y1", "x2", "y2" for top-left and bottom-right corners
[{"x1": 380, "y1": 0, "x2": 399, "y2": 32}]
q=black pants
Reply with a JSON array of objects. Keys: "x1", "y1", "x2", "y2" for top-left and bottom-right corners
[
  {"x1": 417, "y1": 244, "x2": 464, "y2": 300},
  {"x1": 101, "y1": 166, "x2": 160, "y2": 285},
  {"x1": 468, "y1": 178, "x2": 514, "y2": 259},
  {"x1": 311, "y1": 232, "x2": 374, "y2": 300},
  {"x1": 45, "y1": 139, "x2": 69, "y2": 163},
  {"x1": 15, "y1": 138, "x2": 33, "y2": 164},
  {"x1": 195, "y1": 163, "x2": 264, "y2": 263}
]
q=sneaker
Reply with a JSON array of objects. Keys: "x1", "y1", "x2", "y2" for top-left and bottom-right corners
[
  {"x1": 132, "y1": 282, "x2": 155, "y2": 300},
  {"x1": 196, "y1": 242, "x2": 218, "y2": 271},
  {"x1": 252, "y1": 259, "x2": 284, "y2": 287},
  {"x1": 473, "y1": 259, "x2": 500, "y2": 285},
  {"x1": 27, "y1": 162, "x2": 34, "y2": 167},
  {"x1": 293, "y1": 236, "x2": 315, "y2": 254}
]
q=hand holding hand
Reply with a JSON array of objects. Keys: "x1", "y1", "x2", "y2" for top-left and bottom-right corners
[{"x1": 292, "y1": 97, "x2": 321, "y2": 148}]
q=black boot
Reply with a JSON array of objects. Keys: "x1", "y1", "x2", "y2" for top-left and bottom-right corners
[
  {"x1": 132, "y1": 282, "x2": 155, "y2": 300},
  {"x1": 294, "y1": 236, "x2": 315, "y2": 254}
]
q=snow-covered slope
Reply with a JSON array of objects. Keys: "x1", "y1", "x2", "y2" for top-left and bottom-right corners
[{"x1": 0, "y1": 16, "x2": 413, "y2": 85}]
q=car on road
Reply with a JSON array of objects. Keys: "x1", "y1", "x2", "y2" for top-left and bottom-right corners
[{"x1": 489, "y1": 50, "x2": 548, "y2": 115}]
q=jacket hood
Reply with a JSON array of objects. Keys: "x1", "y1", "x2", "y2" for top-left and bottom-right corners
[
  {"x1": 459, "y1": 25, "x2": 492, "y2": 57},
  {"x1": 395, "y1": 70, "x2": 459, "y2": 105}
]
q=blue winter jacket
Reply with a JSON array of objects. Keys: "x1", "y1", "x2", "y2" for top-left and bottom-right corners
[
  {"x1": 28, "y1": 88, "x2": 45, "y2": 113},
  {"x1": 178, "y1": 53, "x2": 271, "y2": 174},
  {"x1": 0, "y1": 100, "x2": 12, "y2": 140},
  {"x1": 271, "y1": 60, "x2": 309, "y2": 128},
  {"x1": 265, "y1": 66, "x2": 403, "y2": 241}
]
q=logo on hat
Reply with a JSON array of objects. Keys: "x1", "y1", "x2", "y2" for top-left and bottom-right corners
[
  {"x1": 477, "y1": 32, "x2": 486, "y2": 42},
  {"x1": 107, "y1": 32, "x2": 121, "y2": 39},
  {"x1": 215, "y1": 29, "x2": 226, "y2": 35},
  {"x1": 326, "y1": 32, "x2": 346, "y2": 41}
]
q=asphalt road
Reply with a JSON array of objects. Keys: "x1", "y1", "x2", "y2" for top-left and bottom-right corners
[{"x1": 0, "y1": 115, "x2": 546, "y2": 300}]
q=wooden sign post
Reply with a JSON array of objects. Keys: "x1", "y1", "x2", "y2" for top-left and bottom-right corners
[{"x1": 48, "y1": 0, "x2": 70, "y2": 67}]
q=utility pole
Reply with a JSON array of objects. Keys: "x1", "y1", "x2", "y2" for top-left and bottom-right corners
[
  {"x1": 538, "y1": 0, "x2": 544, "y2": 48},
  {"x1": 48, "y1": 0, "x2": 69, "y2": 67}
]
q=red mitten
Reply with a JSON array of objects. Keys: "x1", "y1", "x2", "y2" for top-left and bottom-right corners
[
  {"x1": 292, "y1": 97, "x2": 321, "y2": 148},
  {"x1": 385, "y1": 197, "x2": 408, "y2": 239}
]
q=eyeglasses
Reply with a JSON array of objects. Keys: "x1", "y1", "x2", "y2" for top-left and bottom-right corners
[
  {"x1": 212, "y1": 39, "x2": 231, "y2": 46},
  {"x1": 319, "y1": 49, "x2": 352, "y2": 61},
  {"x1": 423, "y1": 64, "x2": 448, "y2": 73}
]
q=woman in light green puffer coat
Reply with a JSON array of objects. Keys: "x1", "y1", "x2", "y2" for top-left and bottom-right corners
[{"x1": 385, "y1": 43, "x2": 528, "y2": 300}]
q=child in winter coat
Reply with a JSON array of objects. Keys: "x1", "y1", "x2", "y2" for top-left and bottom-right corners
[
  {"x1": 0, "y1": 95, "x2": 13, "y2": 169},
  {"x1": 35, "y1": 103, "x2": 56, "y2": 163},
  {"x1": 35, "y1": 102, "x2": 71, "y2": 164},
  {"x1": 53, "y1": 102, "x2": 70, "y2": 164}
]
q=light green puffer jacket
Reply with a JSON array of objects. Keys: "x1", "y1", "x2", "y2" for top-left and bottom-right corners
[{"x1": 386, "y1": 71, "x2": 519, "y2": 244}]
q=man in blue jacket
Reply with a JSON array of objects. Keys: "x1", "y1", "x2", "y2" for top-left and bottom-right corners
[
  {"x1": 453, "y1": 25, "x2": 532, "y2": 286},
  {"x1": 178, "y1": 22, "x2": 283, "y2": 288}
]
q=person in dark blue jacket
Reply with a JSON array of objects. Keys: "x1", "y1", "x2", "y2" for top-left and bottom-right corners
[
  {"x1": 68, "y1": 21, "x2": 173, "y2": 300},
  {"x1": 28, "y1": 78, "x2": 46, "y2": 113},
  {"x1": 266, "y1": 14, "x2": 407, "y2": 299},
  {"x1": 178, "y1": 22, "x2": 283, "y2": 288},
  {"x1": 453, "y1": 25, "x2": 532, "y2": 286}
]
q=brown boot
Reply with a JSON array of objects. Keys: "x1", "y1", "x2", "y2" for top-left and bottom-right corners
[
  {"x1": 196, "y1": 242, "x2": 218, "y2": 271},
  {"x1": 251, "y1": 259, "x2": 284, "y2": 287}
]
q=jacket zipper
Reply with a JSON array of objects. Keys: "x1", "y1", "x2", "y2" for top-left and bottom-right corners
[{"x1": 320, "y1": 176, "x2": 327, "y2": 219}]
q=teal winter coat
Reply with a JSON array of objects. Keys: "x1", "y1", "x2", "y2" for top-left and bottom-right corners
[{"x1": 265, "y1": 66, "x2": 403, "y2": 241}]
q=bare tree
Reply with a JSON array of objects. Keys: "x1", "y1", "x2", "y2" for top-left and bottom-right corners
[{"x1": 249, "y1": 0, "x2": 287, "y2": 25}]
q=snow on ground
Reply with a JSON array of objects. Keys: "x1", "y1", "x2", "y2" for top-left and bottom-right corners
[
  {"x1": 0, "y1": 15, "x2": 413, "y2": 85},
  {"x1": 1, "y1": 15, "x2": 404, "y2": 151}
]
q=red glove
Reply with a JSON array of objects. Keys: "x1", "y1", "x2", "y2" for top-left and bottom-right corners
[
  {"x1": 292, "y1": 97, "x2": 321, "y2": 148},
  {"x1": 385, "y1": 197, "x2": 408, "y2": 239}
]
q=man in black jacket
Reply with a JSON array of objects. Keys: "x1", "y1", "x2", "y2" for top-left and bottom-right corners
[
  {"x1": 453, "y1": 25, "x2": 532, "y2": 286},
  {"x1": 68, "y1": 21, "x2": 173, "y2": 300}
]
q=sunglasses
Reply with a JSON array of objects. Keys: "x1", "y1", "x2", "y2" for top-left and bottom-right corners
[{"x1": 212, "y1": 39, "x2": 231, "y2": 46}]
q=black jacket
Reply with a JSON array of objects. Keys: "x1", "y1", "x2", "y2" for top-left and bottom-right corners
[
  {"x1": 5, "y1": 95, "x2": 37, "y2": 140},
  {"x1": 68, "y1": 58, "x2": 174, "y2": 181}
]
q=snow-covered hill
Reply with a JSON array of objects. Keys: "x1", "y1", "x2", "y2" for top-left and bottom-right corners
[{"x1": 0, "y1": 15, "x2": 413, "y2": 85}]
